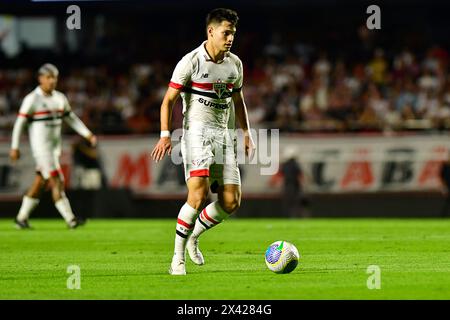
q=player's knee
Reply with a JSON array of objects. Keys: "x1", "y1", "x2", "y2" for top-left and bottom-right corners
[
  {"x1": 188, "y1": 190, "x2": 209, "y2": 210},
  {"x1": 221, "y1": 197, "x2": 241, "y2": 214}
]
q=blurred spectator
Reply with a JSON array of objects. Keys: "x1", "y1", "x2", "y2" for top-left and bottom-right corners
[
  {"x1": 127, "y1": 104, "x2": 152, "y2": 134},
  {"x1": 418, "y1": 69, "x2": 440, "y2": 93},
  {"x1": 383, "y1": 104, "x2": 402, "y2": 131},
  {"x1": 99, "y1": 102, "x2": 128, "y2": 134},
  {"x1": 313, "y1": 52, "x2": 331, "y2": 85},
  {"x1": 72, "y1": 136, "x2": 107, "y2": 190},
  {"x1": 280, "y1": 148, "x2": 306, "y2": 218},
  {"x1": 326, "y1": 82, "x2": 353, "y2": 126},
  {"x1": 400, "y1": 103, "x2": 417, "y2": 121},
  {"x1": 367, "y1": 48, "x2": 388, "y2": 86},
  {"x1": 367, "y1": 83, "x2": 389, "y2": 119},
  {"x1": 358, "y1": 104, "x2": 382, "y2": 131},
  {"x1": 246, "y1": 95, "x2": 266, "y2": 125},
  {"x1": 395, "y1": 78, "x2": 418, "y2": 111}
]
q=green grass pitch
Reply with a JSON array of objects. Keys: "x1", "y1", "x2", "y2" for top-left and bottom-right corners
[{"x1": 0, "y1": 218, "x2": 449, "y2": 299}]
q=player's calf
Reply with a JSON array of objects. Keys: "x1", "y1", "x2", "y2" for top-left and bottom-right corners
[{"x1": 191, "y1": 201, "x2": 230, "y2": 240}]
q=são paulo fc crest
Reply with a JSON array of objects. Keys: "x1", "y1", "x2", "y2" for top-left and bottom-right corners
[{"x1": 213, "y1": 80, "x2": 227, "y2": 99}]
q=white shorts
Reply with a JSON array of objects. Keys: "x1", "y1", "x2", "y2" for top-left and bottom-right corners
[
  {"x1": 34, "y1": 151, "x2": 63, "y2": 180},
  {"x1": 181, "y1": 125, "x2": 241, "y2": 188}
]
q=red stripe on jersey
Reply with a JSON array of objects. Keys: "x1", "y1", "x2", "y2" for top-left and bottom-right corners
[
  {"x1": 177, "y1": 218, "x2": 194, "y2": 229},
  {"x1": 201, "y1": 208, "x2": 219, "y2": 225},
  {"x1": 169, "y1": 82, "x2": 184, "y2": 89},
  {"x1": 190, "y1": 169, "x2": 210, "y2": 177},
  {"x1": 33, "y1": 109, "x2": 65, "y2": 116},
  {"x1": 191, "y1": 82, "x2": 213, "y2": 90},
  {"x1": 19, "y1": 110, "x2": 65, "y2": 118},
  {"x1": 191, "y1": 82, "x2": 234, "y2": 91}
]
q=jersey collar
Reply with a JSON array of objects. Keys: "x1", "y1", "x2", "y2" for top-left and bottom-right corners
[
  {"x1": 35, "y1": 86, "x2": 54, "y2": 97},
  {"x1": 199, "y1": 41, "x2": 230, "y2": 63}
]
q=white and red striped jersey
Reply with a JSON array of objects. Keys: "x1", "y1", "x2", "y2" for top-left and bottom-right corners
[
  {"x1": 11, "y1": 86, "x2": 92, "y2": 156},
  {"x1": 169, "y1": 41, "x2": 243, "y2": 129}
]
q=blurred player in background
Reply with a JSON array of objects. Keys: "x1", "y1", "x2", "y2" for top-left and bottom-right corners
[
  {"x1": 151, "y1": 8, "x2": 255, "y2": 275},
  {"x1": 10, "y1": 63, "x2": 97, "y2": 229}
]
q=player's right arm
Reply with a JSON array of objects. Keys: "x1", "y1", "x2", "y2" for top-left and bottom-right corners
[
  {"x1": 150, "y1": 87, "x2": 181, "y2": 162},
  {"x1": 151, "y1": 54, "x2": 193, "y2": 162},
  {"x1": 10, "y1": 95, "x2": 34, "y2": 163}
]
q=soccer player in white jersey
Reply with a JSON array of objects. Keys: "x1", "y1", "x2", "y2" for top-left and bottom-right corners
[
  {"x1": 10, "y1": 63, "x2": 97, "y2": 229},
  {"x1": 151, "y1": 8, "x2": 256, "y2": 275}
]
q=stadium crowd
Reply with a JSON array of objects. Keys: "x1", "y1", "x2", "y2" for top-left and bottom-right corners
[{"x1": 1, "y1": 35, "x2": 450, "y2": 135}]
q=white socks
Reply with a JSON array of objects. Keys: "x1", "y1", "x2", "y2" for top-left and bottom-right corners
[
  {"x1": 174, "y1": 202, "x2": 199, "y2": 260},
  {"x1": 16, "y1": 196, "x2": 40, "y2": 221},
  {"x1": 191, "y1": 201, "x2": 229, "y2": 239},
  {"x1": 54, "y1": 196, "x2": 76, "y2": 223},
  {"x1": 17, "y1": 195, "x2": 76, "y2": 225}
]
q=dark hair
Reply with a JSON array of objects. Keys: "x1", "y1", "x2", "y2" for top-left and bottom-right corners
[{"x1": 206, "y1": 8, "x2": 239, "y2": 27}]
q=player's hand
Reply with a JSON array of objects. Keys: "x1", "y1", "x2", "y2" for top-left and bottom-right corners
[
  {"x1": 151, "y1": 137, "x2": 172, "y2": 162},
  {"x1": 87, "y1": 134, "x2": 97, "y2": 147},
  {"x1": 245, "y1": 133, "x2": 256, "y2": 161},
  {"x1": 9, "y1": 149, "x2": 20, "y2": 163}
]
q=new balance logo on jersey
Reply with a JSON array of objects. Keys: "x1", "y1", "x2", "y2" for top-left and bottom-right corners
[{"x1": 201, "y1": 73, "x2": 209, "y2": 78}]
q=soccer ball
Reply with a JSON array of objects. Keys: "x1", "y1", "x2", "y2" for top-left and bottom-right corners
[{"x1": 265, "y1": 241, "x2": 300, "y2": 274}]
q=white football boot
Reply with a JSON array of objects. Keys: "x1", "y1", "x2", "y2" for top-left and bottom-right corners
[
  {"x1": 186, "y1": 235, "x2": 205, "y2": 265},
  {"x1": 169, "y1": 257, "x2": 186, "y2": 275}
]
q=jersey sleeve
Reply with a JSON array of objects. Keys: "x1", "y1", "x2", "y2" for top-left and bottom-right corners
[
  {"x1": 233, "y1": 58, "x2": 244, "y2": 92},
  {"x1": 11, "y1": 94, "x2": 35, "y2": 150},
  {"x1": 17, "y1": 94, "x2": 35, "y2": 118},
  {"x1": 62, "y1": 93, "x2": 72, "y2": 115},
  {"x1": 169, "y1": 55, "x2": 194, "y2": 90},
  {"x1": 62, "y1": 94, "x2": 92, "y2": 139},
  {"x1": 11, "y1": 117, "x2": 27, "y2": 150}
]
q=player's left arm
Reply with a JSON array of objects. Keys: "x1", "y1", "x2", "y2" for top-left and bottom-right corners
[
  {"x1": 62, "y1": 95, "x2": 97, "y2": 147},
  {"x1": 233, "y1": 89, "x2": 256, "y2": 159}
]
